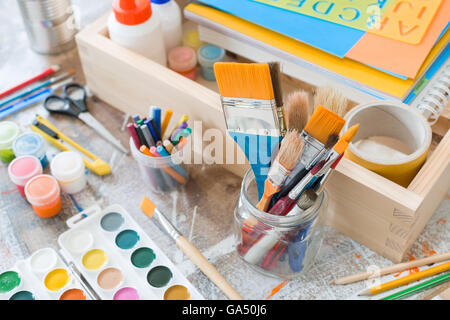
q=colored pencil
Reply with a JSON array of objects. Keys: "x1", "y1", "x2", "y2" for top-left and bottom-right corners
[
  {"x1": 381, "y1": 272, "x2": 450, "y2": 300},
  {"x1": 359, "y1": 261, "x2": 450, "y2": 296},
  {"x1": 0, "y1": 65, "x2": 60, "y2": 100},
  {"x1": 334, "y1": 252, "x2": 450, "y2": 285}
]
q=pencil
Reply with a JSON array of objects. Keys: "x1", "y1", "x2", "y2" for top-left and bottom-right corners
[
  {"x1": 334, "y1": 252, "x2": 450, "y2": 285},
  {"x1": 359, "y1": 261, "x2": 450, "y2": 296},
  {"x1": 381, "y1": 272, "x2": 450, "y2": 300}
]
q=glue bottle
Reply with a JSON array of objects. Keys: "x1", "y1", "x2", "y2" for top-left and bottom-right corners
[
  {"x1": 151, "y1": 0, "x2": 182, "y2": 52},
  {"x1": 108, "y1": 0, "x2": 167, "y2": 66}
]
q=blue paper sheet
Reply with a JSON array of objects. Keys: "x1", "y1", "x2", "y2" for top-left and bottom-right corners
[{"x1": 195, "y1": 0, "x2": 365, "y2": 58}]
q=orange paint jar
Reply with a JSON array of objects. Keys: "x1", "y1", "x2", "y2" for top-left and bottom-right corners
[{"x1": 24, "y1": 174, "x2": 62, "y2": 218}]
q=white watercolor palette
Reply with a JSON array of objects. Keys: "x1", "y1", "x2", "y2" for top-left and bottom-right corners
[{"x1": 57, "y1": 204, "x2": 204, "y2": 300}]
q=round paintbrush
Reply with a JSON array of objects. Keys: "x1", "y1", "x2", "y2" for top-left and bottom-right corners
[
  {"x1": 256, "y1": 130, "x2": 304, "y2": 212},
  {"x1": 296, "y1": 188, "x2": 318, "y2": 211},
  {"x1": 313, "y1": 86, "x2": 349, "y2": 117},
  {"x1": 285, "y1": 90, "x2": 310, "y2": 132}
]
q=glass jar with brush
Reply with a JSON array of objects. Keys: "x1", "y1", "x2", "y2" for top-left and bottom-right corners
[{"x1": 234, "y1": 169, "x2": 328, "y2": 279}]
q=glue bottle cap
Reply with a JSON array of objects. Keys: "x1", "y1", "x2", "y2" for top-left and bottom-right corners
[{"x1": 113, "y1": 0, "x2": 152, "y2": 26}]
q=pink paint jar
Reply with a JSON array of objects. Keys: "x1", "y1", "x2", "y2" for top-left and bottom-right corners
[
  {"x1": 7, "y1": 155, "x2": 43, "y2": 197},
  {"x1": 25, "y1": 174, "x2": 62, "y2": 218},
  {"x1": 167, "y1": 46, "x2": 197, "y2": 80}
]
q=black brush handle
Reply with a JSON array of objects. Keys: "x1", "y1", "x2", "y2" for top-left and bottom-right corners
[{"x1": 269, "y1": 163, "x2": 307, "y2": 209}]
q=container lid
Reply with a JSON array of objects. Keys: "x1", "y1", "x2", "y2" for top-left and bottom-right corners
[
  {"x1": 168, "y1": 46, "x2": 197, "y2": 72},
  {"x1": 183, "y1": 29, "x2": 204, "y2": 51},
  {"x1": 25, "y1": 175, "x2": 60, "y2": 206},
  {"x1": 50, "y1": 151, "x2": 85, "y2": 182},
  {"x1": 112, "y1": 0, "x2": 152, "y2": 26},
  {"x1": 8, "y1": 155, "x2": 43, "y2": 186},
  {"x1": 197, "y1": 44, "x2": 225, "y2": 67},
  {"x1": 152, "y1": 0, "x2": 170, "y2": 4},
  {"x1": 12, "y1": 132, "x2": 44, "y2": 157},
  {"x1": 0, "y1": 121, "x2": 20, "y2": 149}
]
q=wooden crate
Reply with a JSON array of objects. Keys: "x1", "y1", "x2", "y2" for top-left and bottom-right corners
[{"x1": 76, "y1": 4, "x2": 450, "y2": 263}]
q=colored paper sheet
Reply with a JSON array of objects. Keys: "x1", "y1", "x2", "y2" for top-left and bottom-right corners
[
  {"x1": 368, "y1": 0, "x2": 442, "y2": 44},
  {"x1": 186, "y1": 3, "x2": 450, "y2": 98},
  {"x1": 252, "y1": 0, "x2": 395, "y2": 32},
  {"x1": 195, "y1": 0, "x2": 364, "y2": 57},
  {"x1": 347, "y1": 0, "x2": 450, "y2": 79}
]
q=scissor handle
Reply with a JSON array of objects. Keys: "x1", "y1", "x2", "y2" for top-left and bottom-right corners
[
  {"x1": 64, "y1": 83, "x2": 88, "y2": 113},
  {"x1": 44, "y1": 95, "x2": 81, "y2": 118}
]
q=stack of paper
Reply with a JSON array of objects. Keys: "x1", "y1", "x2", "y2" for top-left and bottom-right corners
[{"x1": 185, "y1": 0, "x2": 450, "y2": 103}]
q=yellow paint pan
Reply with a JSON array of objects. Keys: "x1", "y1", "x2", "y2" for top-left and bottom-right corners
[{"x1": 343, "y1": 102, "x2": 432, "y2": 187}]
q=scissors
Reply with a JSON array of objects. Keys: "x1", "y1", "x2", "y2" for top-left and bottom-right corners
[{"x1": 43, "y1": 83, "x2": 128, "y2": 154}]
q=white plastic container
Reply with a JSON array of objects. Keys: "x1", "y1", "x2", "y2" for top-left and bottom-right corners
[
  {"x1": 50, "y1": 151, "x2": 87, "y2": 194},
  {"x1": 151, "y1": 0, "x2": 182, "y2": 52},
  {"x1": 108, "y1": 0, "x2": 167, "y2": 66}
]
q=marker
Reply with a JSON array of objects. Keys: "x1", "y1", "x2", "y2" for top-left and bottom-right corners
[
  {"x1": 127, "y1": 123, "x2": 140, "y2": 149},
  {"x1": 144, "y1": 119, "x2": 159, "y2": 144},
  {"x1": 135, "y1": 125, "x2": 146, "y2": 148},
  {"x1": 172, "y1": 128, "x2": 192, "y2": 145},
  {"x1": 160, "y1": 109, "x2": 173, "y2": 138},
  {"x1": 140, "y1": 124, "x2": 155, "y2": 147},
  {"x1": 152, "y1": 107, "x2": 161, "y2": 136},
  {"x1": 132, "y1": 115, "x2": 141, "y2": 123},
  {"x1": 170, "y1": 122, "x2": 188, "y2": 142}
]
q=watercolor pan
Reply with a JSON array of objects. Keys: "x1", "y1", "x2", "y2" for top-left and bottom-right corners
[
  {"x1": 0, "y1": 248, "x2": 89, "y2": 300},
  {"x1": 57, "y1": 204, "x2": 203, "y2": 300}
]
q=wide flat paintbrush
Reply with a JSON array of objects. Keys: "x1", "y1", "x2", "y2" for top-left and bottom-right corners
[
  {"x1": 214, "y1": 62, "x2": 282, "y2": 199},
  {"x1": 313, "y1": 86, "x2": 349, "y2": 117},
  {"x1": 268, "y1": 62, "x2": 286, "y2": 136},
  {"x1": 256, "y1": 130, "x2": 304, "y2": 212}
]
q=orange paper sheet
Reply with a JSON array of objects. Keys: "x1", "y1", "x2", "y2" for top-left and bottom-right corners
[{"x1": 347, "y1": 0, "x2": 450, "y2": 79}]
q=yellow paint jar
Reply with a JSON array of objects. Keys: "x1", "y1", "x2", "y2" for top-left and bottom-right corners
[{"x1": 343, "y1": 102, "x2": 432, "y2": 187}]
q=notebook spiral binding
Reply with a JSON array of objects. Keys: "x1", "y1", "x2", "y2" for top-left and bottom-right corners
[{"x1": 414, "y1": 63, "x2": 450, "y2": 125}]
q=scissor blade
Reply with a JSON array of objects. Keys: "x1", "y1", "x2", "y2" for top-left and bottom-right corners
[{"x1": 78, "y1": 112, "x2": 129, "y2": 154}]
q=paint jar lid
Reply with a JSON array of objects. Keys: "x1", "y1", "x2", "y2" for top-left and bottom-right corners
[
  {"x1": 25, "y1": 174, "x2": 60, "y2": 206},
  {"x1": 8, "y1": 155, "x2": 43, "y2": 186},
  {"x1": 113, "y1": 0, "x2": 152, "y2": 26},
  {"x1": 197, "y1": 44, "x2": 225, "y2": 67},
  {"x1": 0, "y1": 121, "x2": 20, "y2": 149},
  {"x1": 182, "y1": 29, "x2": 204, "y2": 51},
  {"x1": 50, "y1": 151, "x2": 85, "y2": 183},
  {"x1": 152, "y1": 0, "x2": 170, "y2": 4},
  {"x1": 13, "y1": 132, "x2": 45, "y2": 157},
  {"x1": 168, "y1": 46, "x2": 197, "y2": 72}
]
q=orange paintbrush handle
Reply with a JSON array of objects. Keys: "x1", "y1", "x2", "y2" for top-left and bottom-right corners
[{"x1": 255, "y1": 179, "x2": 280, "y2": 212}]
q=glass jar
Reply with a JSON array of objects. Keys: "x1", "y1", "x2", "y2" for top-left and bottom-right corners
[{"x1": 234, "y1": 169, "x2": 328, "y2": 279}]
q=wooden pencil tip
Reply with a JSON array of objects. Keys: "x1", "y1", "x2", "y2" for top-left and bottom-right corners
[
  {"x1": 140, "y1": 196, "x2": 156, "y2": 219},
  {"x1": 358, "y1": 289, "x2": 372, "y2": 296}
]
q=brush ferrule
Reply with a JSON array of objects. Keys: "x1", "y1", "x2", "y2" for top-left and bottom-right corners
[
  {"x1": 154, "y1": 208, "x2": 181, "y2": 240},
  {"x1": 288, "y1": 172, "x2": 312, "y2": 200},
  {"x1": 220, "y1": 97, "x2": 281, "y2": 136},
  {"x1": 300, "y1": 131, "x2": 325, "y2": 169},
  {"x1": 267, "y1": 160, "x2": 290, "y2": 188}
]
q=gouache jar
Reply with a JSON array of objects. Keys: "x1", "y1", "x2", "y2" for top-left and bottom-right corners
[
  {"x1": 8, "y1": 156, "x2": 43, "y2": 197},
  {"x1": 13, "y1": 132, "x2": 48, "y2": 168},
  {"x1": 50, "y1": 151, "x2": 86, "y2": 194},
  {"x1": 25, "y1": 174, "x2": 62, "y2": 218},
  {"x1": 234, "y1": 170, "x2": 328, "y2": 279},
  {"x1": 182, "y1": 28, "x2": 204, "y2": 50},
  {"x1": 197, "y1": 44, "x2": 225, "y2": 81},
  {"x1": 168, "y1": 46, "x2": 197, "y2": 80},
  {"x1": 129, "y1": 138, "x2": 189, "y2": 193},
  {"x1": 0, "y1": 121, "x2": 21, "y2": 163}
]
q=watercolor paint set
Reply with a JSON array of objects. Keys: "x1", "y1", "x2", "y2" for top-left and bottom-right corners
[
  {"x1": 0, "y1": 204, "x2": 203, "y2": 300},
  {"x1": 0, "y1": 247, "x2": 89, "y2": 300}
]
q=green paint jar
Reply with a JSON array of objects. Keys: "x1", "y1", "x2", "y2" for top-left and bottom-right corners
[{"x1": 0, "y1": 121, "x2": 20, "y2": 163}]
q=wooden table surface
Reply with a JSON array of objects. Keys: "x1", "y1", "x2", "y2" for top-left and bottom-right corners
[{"x1": 0, "y1": 0, "x2": 449, "y2": 300}]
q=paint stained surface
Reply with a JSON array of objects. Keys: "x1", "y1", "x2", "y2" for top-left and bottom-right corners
[
  {"x1": 131, "y1": 247, "x2": 156, "y2": 268},
  {"x1": 0, "y1": 271, "x2": 21, "y2": 293},
  {"x1": 44, "y1": 269, "x2": 70, "y2": 291},
  {"x1": 147, "y1": 266, "x2": 173, "y2": 288},
  {"x1": 113, "y1": 287, "x2": 140, "y2": 300},
  {"x1": 97, "y1": 267, "x2": 123, "y2": 290},
  {"x1": 82, "y1": 249, "x2": 108, "y2": 270},
  {"x1": 115, "y1": 230, "x2": 140, "y2": 250},
  {"x1": 100, "y1": 212, "x2": 124, "y2": 232},
  {"x1": 59, "y1": 288, "x2": 86, "y2": 300},
  {"x1": 164, "y1": 285, "x2": 190, "y2": 300},
  {"x1": 9, "y1": 290, "x2": 35, "y2": 300}
]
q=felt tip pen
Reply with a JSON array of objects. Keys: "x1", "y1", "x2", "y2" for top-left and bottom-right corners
[
  {"x1": 161, "y1": 109, "x2": 173, "y2": 138},
  {"x1": 170, "y1": 122, "x2": 188, "y2": 141},
  {"x1": 172, "y1": 127, "x2": 192, "y2": 145},
  {"x1": 127, "y1": 123, "x2": 141, "y2": 149},
  {"x1": 144, "y1": 119, "x2": 159, "y2": 143},
  {"x1": 140, "y1": 124, "x2": 155, "y2": 147},
  {"x1": 152, "y1": 106, "x2": 161, "y2": 136}
]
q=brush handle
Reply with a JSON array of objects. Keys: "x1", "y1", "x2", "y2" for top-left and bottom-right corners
[
  {"x1": 268, "y1": 195, "x2": 296, "y2": 216},
  {"x1": 270, "y1": 165, "x2": 307, "y2": 208},
  {"x1": 175, "y1": 235, "x2": 243, "y2": 300}
]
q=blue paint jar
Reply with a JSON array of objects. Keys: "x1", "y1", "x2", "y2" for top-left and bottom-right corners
[
  {"x1": 197, "y1": 44, "x2": 225, "y2": 81},
  {"x1": 12, "y1": 132, "x2": 48, "y2": 168}
]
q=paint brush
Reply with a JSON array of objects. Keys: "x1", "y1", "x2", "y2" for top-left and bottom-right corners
[
  {"x1": 313, "y1": 86, "x2": 348, "y2": 117},
  {"x1": 268, "y1": 62, "x2": 286, "y2": 136},
  {"x1": 140, "y1": 197, "x2": 243, "y2": 300},
  {"x1": 285, "y1": 90, "x2": 310, "y2": 132},
  {"x1": 299, "y1": 105, "x2": 346, "y2": 169},
  {"x1": 214, "y1": 62, "x2": 282, "y2": 199},
  {"x1": 0, "y1": 69, "x2": 76, "y2": 108},
  {"x1": 256, "y1": 130, "x2": 304, "y2": 212},
  {"x1": 0, "y1": 64, "x2": 61, "y2": 100}
]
